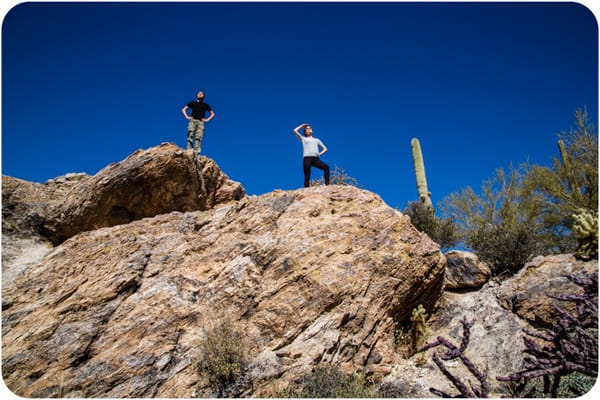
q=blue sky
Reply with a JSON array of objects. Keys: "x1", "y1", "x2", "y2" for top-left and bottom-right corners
[{"x1": 2, "y1": 1, "x2": 598, "y2": 210}]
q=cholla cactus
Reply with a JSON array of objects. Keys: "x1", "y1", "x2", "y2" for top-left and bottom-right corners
[
  {"x1": 417, "y1": 317, "x2": 489, "y2": 398},
  {"x1": 572, "y1": 208, "x2": 598, "y2": 259},
  {"x1": 411, "y1": 304, "x2": 430, "y2": 355}
]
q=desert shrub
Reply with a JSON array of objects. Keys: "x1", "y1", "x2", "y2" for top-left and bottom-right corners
[
  {"x1": 376, "y1": 380, "x2": 422, "y2": 398},
  {"x1": 467, "y1": 218, "x2": 539, "y2": 276},
  {"x1": 404, "y1": 201, "x2": 458, "y2": 251},
  {"x1": 280, "y1": 364, "x2": 417, "y2": 398},
  {"x1": 310, "y1": 165, "x2": 361, "y2": 187},
  {"x1": 503, "y1": 372, "x2": 596, "y2": 398},
  {"x1": 288, "y1": 365, "x2": 374, "y2": 398},
  {"x1": 195, "y1": 317, "x2": 250, "y2": 397}
]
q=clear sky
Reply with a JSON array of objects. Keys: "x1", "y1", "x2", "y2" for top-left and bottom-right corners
[{"x1": 1, "y1": 1, "x2": 598, "y2": 209}]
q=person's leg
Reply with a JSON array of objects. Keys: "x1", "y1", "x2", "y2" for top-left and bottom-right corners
[
  {"x1": 303, "y1": 157, "x2": 313, "y2": 187},
  {"x1": 187, "y1": 120, "x2": 196, "y2": 150},
  {"x1": 313, "y1": 158, "x2": 330, "y2": 185},
  {"x1": 195, "y1": 121, "x2": 205, "y2": 153}
]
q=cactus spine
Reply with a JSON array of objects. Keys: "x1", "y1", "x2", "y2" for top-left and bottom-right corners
[{"x1": 411, "y1": 138, "x2": 433, "y2": 211}]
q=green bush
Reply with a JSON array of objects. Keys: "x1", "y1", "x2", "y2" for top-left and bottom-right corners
[{"x1": 467, "y1": 219, "x2": 539, "y2": 276}]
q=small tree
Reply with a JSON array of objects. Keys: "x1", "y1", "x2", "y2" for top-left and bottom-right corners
[
  {"x1": 440, "y1": 164, "x2": 544, "y2": 275},
  {"x1": 523, "y1": 108, "x2": 598, "y2": 253}
]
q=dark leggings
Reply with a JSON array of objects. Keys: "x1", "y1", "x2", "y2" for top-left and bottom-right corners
[{"x1": 303, "y1": 156, "x2": 330, "y2": 187}]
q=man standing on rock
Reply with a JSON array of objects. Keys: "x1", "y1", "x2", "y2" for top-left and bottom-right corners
[
  {"x1": 293, "y1": 123, "x2": 330, "y2": 187},
  {"x1": 181, "y1": 91, "x2": 215, "y2": 154}
]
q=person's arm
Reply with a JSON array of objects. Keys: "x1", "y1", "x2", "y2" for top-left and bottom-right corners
[
  {"x1": 318, "y1": 141, "x2": 328, "y2": 156},
  {"x1": 293, "y1": 123, "x2": 306, "y2": 139},
  {"x1": 202, "y1": 110, "x2": 216, "y2": 122},
  {"x1": 181, "y1": 105, "x2": 191, "y2": 120}
]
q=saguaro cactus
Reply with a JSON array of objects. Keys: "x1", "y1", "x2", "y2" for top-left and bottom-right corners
[{"x1": 411, "y1": 138, "x2": 433, "y2": 211}]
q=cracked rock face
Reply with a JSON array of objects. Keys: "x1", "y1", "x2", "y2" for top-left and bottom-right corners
[
  {"x1": 1, "y1": 185, "x2": 445, "y2": 397},
  {"x1": 4, "y1": 143, "x2": 598, "y2": 398}
]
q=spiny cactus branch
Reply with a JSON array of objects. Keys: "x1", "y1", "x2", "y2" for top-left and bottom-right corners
[{"x1": 417, "y1": 316, "x2": 489, "y2": 398}]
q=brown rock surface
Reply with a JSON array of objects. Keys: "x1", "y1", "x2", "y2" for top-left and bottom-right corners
[
  {"x1": 1, "y1": 185, "x2": 446, "y2": 397},
  {"x1": 444, "y1": 250, "x2": 491, "y2": 291},
  {"x1": 496, "y1": 253, "x2": 597, "y2": 328}
]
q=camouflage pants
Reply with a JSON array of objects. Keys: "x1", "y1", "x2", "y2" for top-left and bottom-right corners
[{"x1": 187, "y1": 119, "x2": 205, "y2": 153}]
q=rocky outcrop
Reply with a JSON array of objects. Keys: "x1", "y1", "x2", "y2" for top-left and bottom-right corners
[
  {"x1": 1, "y1": 184, "x2": 445, "y2": 398},
  {"x1": 2, "y1": 144, "x2": 597, "y2": 398},
  {"x1": 384, "y1": 253, "x2": 597, "y2": 397},
  {"x1": 2, "y1": 143, "x2": 245, "y2": 245}
]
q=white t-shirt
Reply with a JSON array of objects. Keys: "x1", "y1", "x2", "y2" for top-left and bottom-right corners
[{"x1": 300, "y1": 136, "x2": 325, "y2": 157}]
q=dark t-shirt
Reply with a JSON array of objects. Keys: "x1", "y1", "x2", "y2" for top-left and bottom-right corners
[{"x1": 186, "y1": 100, "x2": 213, "y2": 120}]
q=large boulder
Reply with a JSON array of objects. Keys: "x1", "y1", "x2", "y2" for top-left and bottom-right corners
[
  {"x1": 2, "y1": 143, "x2": 245, "y2": 245},
  {"x1": 1, "y1": 185, "x2": 446, "y2": 397}
]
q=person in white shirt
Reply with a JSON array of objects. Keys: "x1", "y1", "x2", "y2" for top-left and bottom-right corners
[{"x1": 293, "y1": 123, "x2": 330, "y2": 187}]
